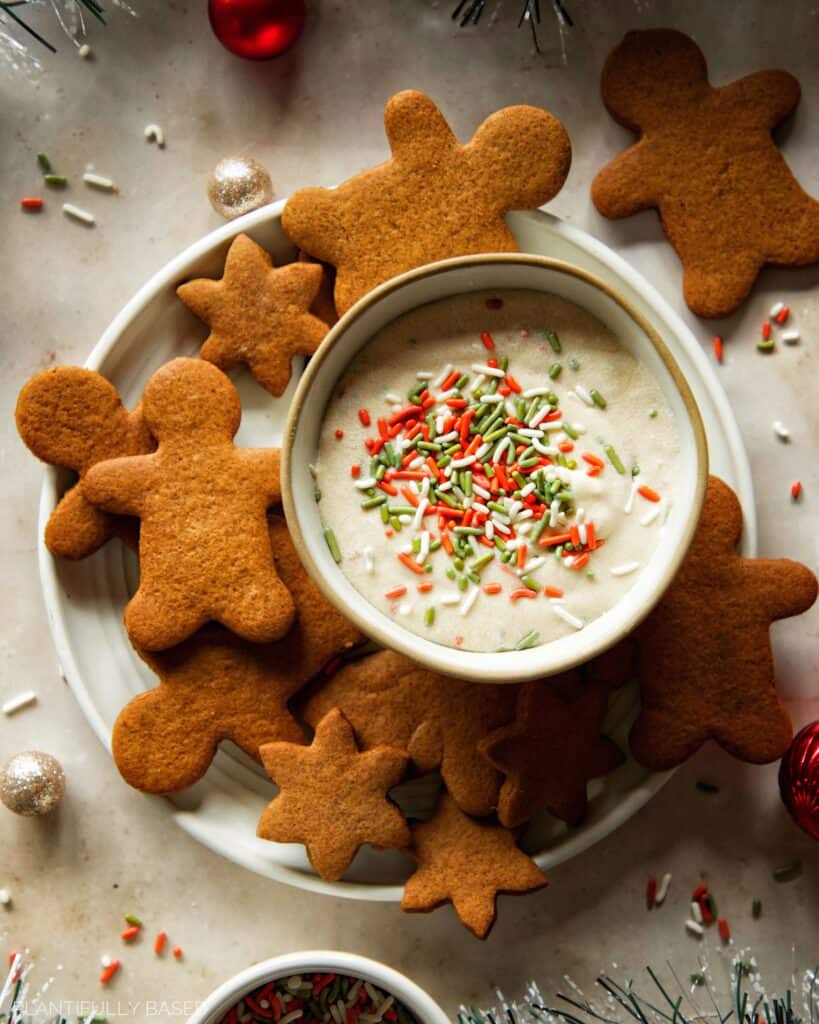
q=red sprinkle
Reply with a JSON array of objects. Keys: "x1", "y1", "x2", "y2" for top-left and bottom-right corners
[
  {"x1": 334, "y1": 428, "x2": 344, "y2": 440},
  {"x1": 384, "y1": 585, "x2": 407, "y2": 600},
  {"x1": 441, "y1": 369, "x2": 460, "y2": 391},
  {"x1": 544, "y1": 586, "x2": 564, "y2": 598},
  {"x1": 718, "y1": 918, "x2": 731, "y2": 942},
  {"x1": 646, "y1": 876, "x2": 657, "y2": 909},
  {"x1": 510, "y1": 588, "x2": 537, "y2": 601},
  {"x1": 762, "y1": 322, "x2": 771, "y2": 341},
  {"x1": 21, "y1": 197, "x2": 43, "y2": 210},
  {"x1": 638, "y1": 485, "x2": 661, "y2": 503},
  {"x1": 791, "y1": 480, "x2": 802, "y2": 500},
  {"x1": 351, "y1": 464, "x2": 361, "y2": 478},
  {"x1": 173, "y1": 947, "x2": 183, "y2": 960},
  {"x1": 121, "y1": 926, "x2": 140, "y2": 941},
  {"x1": 398, "y1": 552, "x2": 425, "y2": 575},
  {"x1": 775, "y1": 305, "x2": 790, "y2": 324},
  {"x1": 154, "y1": 931, "x2": 167, "y2": 955},
  {"x1": 482, "y1": 583, "x2": 502, "y2": 595},
  {"x1": 100, "y1": 960, "x2": 121, "y2": 984},
  {"x1": 713, "y1": 336, "x2": 724, "y2": 363},
  {"x1": 485, "y1": 298, "x2": 503, "y2": 310},
  {"x1": 358, "y1": 409, "x2": 371, "y2": 427},
  {"x1": 691, "y1": 883, "x2": 708, "y2": 902},
  {"x1": 417, "y1": 582, "x2": 433, "y2": 593},
  {"x1": 481, "y1": 331, "x2": 495, "y2": 351}
]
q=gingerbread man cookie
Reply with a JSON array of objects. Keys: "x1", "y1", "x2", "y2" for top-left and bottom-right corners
[
  {"x1": 402, "y1": 793, "x2": 547, "y2": 939},
  {"x1": 592, "y1": 29, "x2": 819, "y2": 318},
  {"x1": 299, "y1": 649, "x2": 517, "y2": 817},
  {"x1": 112, "y1": 516, "x2": 363, "y2": 794},
  {"x1": 283, "y1": 90, "x2": 572, "y2": 315},
  {"x1": 16, "y1": 367, "x2": 154, "y2": 559},
  {"x1": 83, "y1": 357, "x2": 295, "y2": 650},
  {"x1": 630, "y1": 476, "x2": 817, "y2": 770},
  {"x1": 257, "y1": 708, "x2": 410, "y2": 881},
  {"x1": 177, "y1": 233, "x2": 329, "y2": 397}
]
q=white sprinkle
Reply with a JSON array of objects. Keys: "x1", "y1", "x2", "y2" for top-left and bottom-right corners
[
  {"x1": 519, "y1": 482, "x2": 536, "y2": 497},
  {"x1": 468, "y1": 374, "x2": 487, "y2": 393},
  {"x1": 62, "y1": 203, "x2": 95, "y2": 225},
  {"x1": 691, "y1": 901, "x2": 704, "y2": 924},
  {"x1": 280, "y1": 1011, "x2": 303, "y2": 1024},
  {"x1": 144, "y1": 123, "x2": 165, "y2": 147},
  {"x1": 460, "y1": 588, "x2": 479, "y2": 616},
  {"x1": 578, "y1": 522, "x2": 588, "y2": 546},
  {"x1": 409, "y1": 456, "x2": 424, "y2": 470},
  {"x1": 484, "y1": 519, "x2": 494, "y2": 540},
  {"x1": 781, "y1": 330, "x2": 799, "y2": 345},
  {"x1": 480, "y1": 393, "x2": 504, "y2": 404},
  {"x1": 685, "y1": 920, "x2": 704, "y2": 938},
  {"x1": 517, "y1": 520, "x2": 532, "y2": 535},
  {"x1": 437, "y1": 480, "x2": 452, "y2": 491},
  {"x1": 655, "y1": 872, "x2": 672, "y2": 905},
  {"x1": 416, "y1": 531, "x2": 430, "y2": 564},
  {"x1": 575, "y1": 384, "x2": 595, "y2": 407},
  {"x1": 420, "y1": 476, "x2": 430, "y2": 497},
  {"x1": 522, "y1": 386, "x2": 552, "y2": 398},
  {"x1": 365, "y1": 984, "x2": 380, "y2": 1005},
  {"x1": 508, "y1": 500, "x2": 523, "y2": 518},
  {"x1": 432, "y1": 363, "x2": 454, "y2": 388},
  {"x1": 552, "y1": 603, "x2": 584, "y2": 630},
  {"x1": 522, "y1": 556, "x2": 546, "y2": 573},
  {"x1": 363, "y1": 546, "x2": 375, "y2": 574},
  {"x1": 416, "y1": 371, "x2": 433, "y2": 380},
  {"x1": 78, "y1": 42, "x2": 92, "y2": 58},
  {"x1": 518, "y1": 427, "x2": 545, "y2": 439},
  {"x1": 573, "y1": 422, "x2": 587, "y2": 435},
  {"x1": 493, "y1": 520, "x2": 511, "y2": 535},
  {"x1": 384, "y1": 391, "x2": 401, "y2": 404},
  {"x1": 440, "y1": 593, "x2": 461, "y2": 606},
  {"x1": 436, "y1": 430, "x2": 458, "y2": 444},
  {"x1": 308, "y1": 464, "x2": 318, "y2": 478},
  {"x1": 0, "y1": 889, "x2": 11, "y2": 906},
  {"x1": 529, "y1": 404, "x2": 552, "y2": 427},
  {"x1": 83, "y1": 172, "x2": 117, "y2": 191},
  {"x1": 475, "y1": 443, "x2": 491, "y2": 461},
  {"x1": 398, "y1": 514, "x2": 412, "y2": 524},
  {"x1": 516, "y1": 508, "x2": 534, "y2": 521},
  {"x1": 472, "y1": 363, "x2": 505, "y2": 378},
  {"x1": 100, "y1": 955, "x2": 112, "y2": 968},
  {"x1": 354, "y1": 476, "x2": 378, "y2": 490},
  {"x1": 550, "y1": 499, "x2": 560, "y2": 527},
  {"x1": 624, "y1": 479, "x2": 639, "y2": 514},
  {"x1": 413, "y1": 498, "x2": 429, "y2": 530},
  {"x1": 541, "y1": 420, "x2": 567, "y2": 432},
  {"x1": 2, "y1": 691, "x2": 37, "y2": 716},
  {"x1": 397, "y1": 602, "x2": 413, "y2": 616},
  {"x1": 772, "y1": 420, "x2": 790, "y2": 442},
  {"x1": 770, "y1": 301, "x2": 785, "y2": 318},
  {"x1": 533, "y1": 438, "x2": 559, "y2": 457},
  {"x1": 346, "y1": 982, "x2": 363, "y2": 1008},
  {"x1": 470, "y1": 501, "x2": 490, "y2": 516},
  {"x1": 493, "y1": 437, "x2": 511, "y2": 463},
  {"x1": 610, "y1": 561, "x2": 640, "y2": 577},
  {"x1": 641, "y1": 505, "x2": 661, "y2": 527}
]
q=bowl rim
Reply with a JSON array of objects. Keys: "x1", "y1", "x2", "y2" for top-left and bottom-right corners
[
  {"x1": 187, "y1": 951, "x2": 451, "y2": 1024},
  {"x1": 282, "y1": 252, "x2": 708, "y2": 683}
]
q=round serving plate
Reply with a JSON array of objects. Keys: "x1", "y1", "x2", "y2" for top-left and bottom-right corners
[{"x1": 38, "y1": 201, "x2": 756, "y2": 901}]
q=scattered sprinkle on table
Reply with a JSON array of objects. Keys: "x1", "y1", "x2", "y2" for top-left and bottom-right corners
[
  {"x1": 646, "y1": 876, "x2": 657, "y2": 909},
  {"x1": 20, "y1": 197, "x2": 43, "y2": 211},
  {"x1": 772, "y1": 858, "x2": 802, "y2": 882},
  {"x1": 790, "y1": 480, "x2": 802, "y2": 501},
  {"x1": 713, "y1": 336, "x2": 723, "y2": 363},
  {"x1": 655, "y1": 872, "x2": 672, "y2": 906},
  {"x1": 83, "y1": 172, "x2": 117, "y2": 191},
  {"x1": 695, "y1": 779, "x2": 719, "y2": 794},
  {"x1": 2, "y1": 690, "x2": 37, "y2": 716},
  {"x1": 772, "y1": 420, "x2": 790, "y2": 442},
  {"x1": 78, "y1": 42, "x2": 92, "y2": 58},
  {"x1": 100, "y1": 959, "x2": 120, "y2": 984},
  {"x1": 62, "y1": 203, "x2": 96, "y2": 226},
  {"x1": 144, "y1": 123, "x2": 165, "y2": 147},
  {"x1": 154, "y1": 931, "x2": 167, "y2": 955},
  {"x1": 685, "y1": 919, "x2": 704, "y2": 938},
  {"x1": 0, "y1": 889, "x2": 11, "y2": 906},
  {"x1": 781, "y1": 329, "x2": 799, "y2": 345}
]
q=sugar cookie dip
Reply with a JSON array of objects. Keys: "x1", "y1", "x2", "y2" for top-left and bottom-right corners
[{"x1": 314, "y1": 290, "x2": 680, "y2": 653}]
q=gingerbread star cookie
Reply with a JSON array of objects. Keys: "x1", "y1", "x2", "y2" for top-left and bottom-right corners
[
  {"x1": 177, "y1": 233, "x2": 329, "y2": 396},
  {"x1": 480, "y1": 675, "x2": 624, "y2": 828},
  {"x1": 592, "y1": 29, "x2": 819, "y2": 318},
  {"x1": 83, "y1": 357, "x2": 295, "y2": 650},
  {"x1": 299, "y1": 650, "x2": 517, "y2": 817},
  {"x1": 282, "y1": 89, "x2": 571, "y2": 315},
  {"x1": 630, "y1": 476, "x2": 818, "y2": 770},
  {"x1": 257, "y1": 708, "x2": 410, "y2": 881},
  {"x1": 402, "y1": 793, "x2": 547, "y2": 939},
  {"x1": 112, "y1": 515, "x2": 363, "y2": 794},
  {"x1": 16, "y1": 367, "x2": 154, "y2": 559}
]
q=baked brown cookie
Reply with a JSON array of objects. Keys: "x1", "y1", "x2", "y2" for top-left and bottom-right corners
[
  {"x1": 630, "y1": 476, "x2": 818, "y2": 769},
  {"x1": 15, "y1": 367, "x2": 154, "y2": 559},
  {"x1": 592, "y1": 29, "x2": 819, "y2": 318},
  {"x1": 282, "y1": 89, "x2": 571, "y2": 315},
  {"x1": 299, "y1": 650, "x2": 517, "y2": 817},
  {"x1": 402, "y1": 792, "x2": 547, "y2": 939},
  {"x1": 177, "y1": 233, "x2": 329, "y2": 396},
  {"x1": 480, "y1": 675, "x2": 624, "y2": 828},
  {"x1": 112, "y1": 516, "x2": 363, "y2": 794},
  {"x1": 298, "y1": 250, "x2": 338, "y2": 327},
  {"x1": 83, "y1": 357, "x2": 295, "y2": 650},
  {"x1": 257, "y1": 708, "x2": 410, "y2": 881}
]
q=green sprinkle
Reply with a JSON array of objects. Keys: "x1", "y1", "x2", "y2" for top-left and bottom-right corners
[
  {"x1": 649, "y1": 410, "x2": 658, "y2": 419},
  {"x1": 512, "y1": 471, "x2": 527, "y2": 488},
  {"x1": 362, "y1": 495, "x2": 387, "y2": 510},
  {"x1": 547, "y1": 391, "x2": 559, "y2": 405},
  {"x1": 501, "y1": 550, "x2": 513, "y2": 564},
  {"x1": 757, "y1": 340, "x2": 775, "y2": 352},
  {"x1": 586, "y1": 570, "x2": 596, "y2": 580},
  {"x1": 531, "y1": 515, "x2": 549, "y2": 544},
  {"x1": 515, "y1": 630, "x2": 540, "y2": 650},
  {"x1": 379, "y1": 504, "x2": 390, "y2": 524},
  {"x1": 548, "y1": 362, "x2": 562, "y2": 379},
  {"x1": 438, "y1": 455, "x2": 452, "y2": 468},
  {"x1": 455, "y1": 576, "x2": 467, "y2": 591},
  {"x1": 631, "y1": 465, "x2": 641, "y2": 477},
  {"x1": 37, "y1": 152, "x2": 52, "y2": 172},
  {"x1": 695, "y1": 779, "x2": 719, "y2": 794},
  {"x1": 604, "y1": 444, "x2": 626, "y2": 474},
  {"x1": 438, "y1": 492, "x2": 461, "y2": 509},
  {"x1": 44, "y1": 173, "x2": 67, "y2": 186},
  {"x1": 429, "y1": 539, "x2": 442, "y2": 552},
  {"x1": 424, "y1": 562, "x2": 433, "y2": 573},
  {"x1": 466, "y1": 570, "x2": 481, "y2": 584},
  {"x1": 323, "y1": 528, "x2": 341, "y2": 563},
  {"x1": 561, "y1": 421, "x2": 579, "y2": 440},
  {"x1": 751, "y1": 899, "x2": 762, "y2": 919},
  {"x1": 389, "y1": 505, "x2": 416, "y2": 515},
  {"x1": 483, "y1": 426, "x2": 507, "y2": 444},
  {"x1": 519, "y1": 456, "x2": 540, "y2": 468},
  {"x1": 566, "y1": 459, "x2": 577, "y2": 470},
  {"x1": 493, "y1": 536, "x2": 507, "y2": 551},
  {"x1": 124, "y1": 914, "x2": 142, "y2": 926},
  {"x1": 411, "y1": 538, "x2": 421, "y2": 554},
  {"x1": 690, "y1": 973, "x2": 705, "y2": 987},
  {"x1": 541, "y1": 329, "x2": 561, "y2": 353},
  {"x1": 446, "y1": 568, "x2": 456, "y2": 581},
  {"x1": 772, "y1": 859, "x2": 802, "y2": 883},
  {"x1": 569, "y1": 357, "x2": 580, "y2": 371},
  {"x1": 521, "y1": 576, "x2": 539, "y2": 591},
  {"x1": 590, "y1": 388, "x2": 607, "y2": 409},
  {"x1": 453, "y1": 557, "x2": 465, "y2": 571},
  {"x1": 499, "y1": 355, "x2": 509, "y2": 371},
  {"x1": 456, "y1": 374, "x2": 470, "y2": 389},
  {"x1": 390, "y1": 516, "x2": 402, "y2": 530},
  {"x1": 470, "y1": 553, "x2": 494, "y2": 572},
  {"x1": 703, "y1": 891, "x2": 718, "y2": 918},
  {"x1": 313, "y1": 489, "x2": 322, "y2": 502},
  {"x1": 463, "y1": 471, "x2": 473, "y2": 496},
  {"x1": 453, "y1": 526, "x2": 483, "y2": 536},
  {"x1": 418, "y1": 441, "x2": 443, "y2": 452},
  {"x1": 375, "y1": 464, "x2": 386, "y2": 481},
  {"x1": 488, "y1": 501, "x2": 507, "y2": 515}
]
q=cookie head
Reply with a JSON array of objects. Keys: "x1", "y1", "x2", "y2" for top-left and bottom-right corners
[
  {"x1": 141, "y1": 357, "x2": 241, "y2": 442},
  {"x1": 601, "y1": 29, "x2": 709, "y2": 129}
]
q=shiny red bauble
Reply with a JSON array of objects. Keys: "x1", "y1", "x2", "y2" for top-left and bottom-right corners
[
  {"x1": 778, "y1": 720, "x2": 819, "y2": 841},
  {"x1": 208, "y1": 0, "x2": 306, "y2": 61}
]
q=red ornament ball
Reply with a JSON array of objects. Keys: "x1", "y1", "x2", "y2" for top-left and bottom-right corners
[
  {"x1": 209, "y1": 0, "x2": 306, "y2": 61},
  {"x1": 778, "y1": 720, "x2": 819, "y2": 841}
]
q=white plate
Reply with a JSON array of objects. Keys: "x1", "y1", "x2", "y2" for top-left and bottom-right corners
[{"x1": 38, "y1": 201, "x2": 756, "y2": 901}]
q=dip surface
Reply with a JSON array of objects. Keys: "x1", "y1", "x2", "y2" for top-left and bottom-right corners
[{"x1": 315, "y1": 289, "x2": 680, "y2": 653}]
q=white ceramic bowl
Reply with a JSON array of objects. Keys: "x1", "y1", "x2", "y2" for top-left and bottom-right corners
[
  {"x1": 283, "y1": 253, "x2": 708, "y2": 683},
  {"x1": 188, "y1": 951, "x2": 450, "y2": 1024}
]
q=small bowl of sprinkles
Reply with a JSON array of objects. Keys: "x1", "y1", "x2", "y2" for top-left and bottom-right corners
[
  {"x1": 283, "y1": 253, "x2": 707, "y2": 683},
  {"x1": 189, "y1": 951, "x2": 449, "y2": 1024}
]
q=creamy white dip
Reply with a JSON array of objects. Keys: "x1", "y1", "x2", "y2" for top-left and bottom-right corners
[{"x1": 315, "y1": 289, "x2": 679, "y2": 652}]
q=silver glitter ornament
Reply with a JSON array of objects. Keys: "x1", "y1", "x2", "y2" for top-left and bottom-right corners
[
  {"x1": 0, "y1": 751, "x2": 65, "y2": 816},
  {"x1": 207, "y1": 156, "x2": 273, "y2": 219}
]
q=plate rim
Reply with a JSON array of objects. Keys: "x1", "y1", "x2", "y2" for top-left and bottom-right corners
[{"x1": 36, "y1": 199, "x2": 755, "y2": 902}]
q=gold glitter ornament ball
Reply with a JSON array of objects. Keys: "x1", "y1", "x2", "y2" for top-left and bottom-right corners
[
  {"x1": 207, "y1": 156, "x2": 273, "y2": 219},
  {"x1": 0, "y1": 751, "x2": 65, "y2": 816}
]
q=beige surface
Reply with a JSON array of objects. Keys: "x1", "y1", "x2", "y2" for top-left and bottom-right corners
[{"x1": 1, "y1": 1, "x2": 818, "y2": 1020}]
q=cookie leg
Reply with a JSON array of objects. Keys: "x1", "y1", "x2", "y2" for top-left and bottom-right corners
[
  {"x1": 712, "y1": 703, "x2": 792, "y2": 764},
  {"x1": 217, "y1": 573, "x2": 296, "y2": 644},
  {"x1": 124, "y1": 587, "x2": 208, "y2": 651},
  {"x1": 629, "y1": 704, "x2": 708, "y2": 771},
  {"x1": 45, "y1": 486, "x2": 115, "y2": 560},
  {"x1": 682, "y1": 256, "x2": 762, "y2": 318}
]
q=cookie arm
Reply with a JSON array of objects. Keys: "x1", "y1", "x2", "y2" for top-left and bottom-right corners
[
  {"x1": 244, "y1": 448, "x2": 283, "y2": 507},
  {"x1": 82, "y1": 455, "x2": 155, "y2": 516},
  {"x1": 721, "y1": 70, "x2": 800, "y2": 130},
  {"x1": 591, "y1": 142, "x2": 658, "y2": 218}
]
